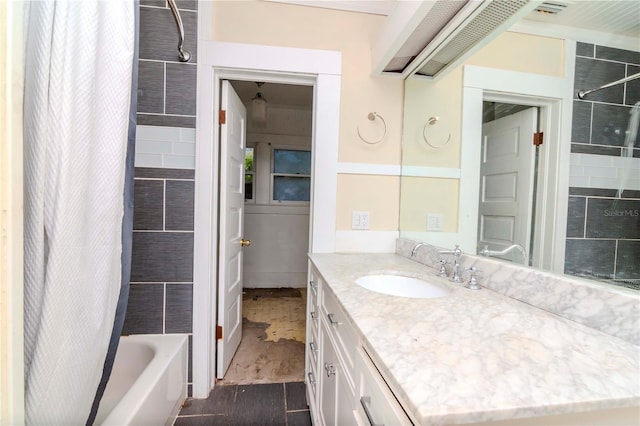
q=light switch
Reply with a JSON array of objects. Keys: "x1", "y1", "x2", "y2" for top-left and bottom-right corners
[
  {"x1": 427, "y1": 213, "x2": 443, "y2": 231},
  {"x1": 352, "y1": 211, "x2": 370, "y2": 230}
]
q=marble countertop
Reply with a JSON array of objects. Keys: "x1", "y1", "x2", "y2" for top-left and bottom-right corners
[{"x1": 308, "y1": 253, "x2": 640, "y2": 425}]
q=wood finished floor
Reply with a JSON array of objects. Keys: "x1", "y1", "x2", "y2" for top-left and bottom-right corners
[{"x1": 176, "y1": 289, "x2": 310, "y2": 425}]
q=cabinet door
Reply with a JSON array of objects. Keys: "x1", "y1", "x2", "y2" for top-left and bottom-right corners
[
  {"x1": 320, "y1": 324, "x2": 338, "y2": 425},
  {"x1": 320, "y1": 324, "x2": 357, "y2": 425}
]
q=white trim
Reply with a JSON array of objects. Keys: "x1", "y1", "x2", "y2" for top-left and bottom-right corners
[
  {"x1": 264, "y1": 0, "x2": 394, "y2": 16},
  {"x1": 202, "y1": 41, "x2": 341, "y2": 76},
  {"x1": 335, "y1": 231, "x2": 399, "y2": 253},
  {"x1": 509, "y1": 20, "x2": 640, "y2": 53},
  {"x1": 458, "y1": 63, "x2": 574, "y2": 273},
  {"x1": 192, "y1": 40, "x2": 341, "y2": 398},
  {"x1": 337, "y1": 162, "x2": 401, "y2": 176},
  {"x1": 1, "y1": 0, "x2": 25, "y2": 422},
  {"x1": 401, "y1": 166, "x2": 461, "y2": 179},
  {"x1": 335, "y1": 163, "x2": 460, "y2": 179}
]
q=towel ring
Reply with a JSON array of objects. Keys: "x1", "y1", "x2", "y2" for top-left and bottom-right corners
[
  {"x1": 423, "y1": 116, "x2": 451, "y2": 149},
  {"x1": 357, "y1": 112, "x2": 387, "y2": 145}
]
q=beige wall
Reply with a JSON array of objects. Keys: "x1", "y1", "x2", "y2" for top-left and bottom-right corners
[
  {"x1": 212, "y1": 1, "x2": 404, "y2": 232},
  {"x1": 400, "y1": 32, "x2": 566, "y2": 234},
  {"x1": 0, "y1": 0, "x2": 25, "y2": 423}
]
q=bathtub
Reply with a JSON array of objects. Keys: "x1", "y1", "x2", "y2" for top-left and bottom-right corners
[{"x1": 94, "y1": 334, "x2": 188, "y2": 426}]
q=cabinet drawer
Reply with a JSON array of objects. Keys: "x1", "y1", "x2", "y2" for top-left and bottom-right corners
[
  {"x1": 308, "y1": 335, "x2": 319, "y2": 365},
  {"x1": 308, "y1": 266, "x2": 320, "y2": 306},
  {"x1": 356, "y1": 347, "x2": 412, "y2": 426},
  {"x1": 306, "y1": 351, "x2": 319, "y2": 400},
  {"x1": 321, "y1": 285, "x2": 358, "y2": 380}
]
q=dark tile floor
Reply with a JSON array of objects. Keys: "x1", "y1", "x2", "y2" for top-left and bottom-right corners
[{"x1": 175, "y1": 382, "x2": 311, "y2": 426}]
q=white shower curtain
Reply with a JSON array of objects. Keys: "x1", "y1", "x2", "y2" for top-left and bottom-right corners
[{"x1": 23, "y1": 1, "x2": 136, "y2": 424}]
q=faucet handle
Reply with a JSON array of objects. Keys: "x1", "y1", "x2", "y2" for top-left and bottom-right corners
[
  {"x1": 436, "y1": 259, "x2": 448, "y2": 277},
  {"x1": 465, "y1": 267, "x2": 481, "y2": 290}
]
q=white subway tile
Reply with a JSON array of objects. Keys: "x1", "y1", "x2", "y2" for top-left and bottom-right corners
[
  {"x1": 623, "y1": 179, "x2": 640, "y2": 191},
  {"x1": 569, "y1": 153, "x2": 582, "y2": 166},
  {"x1": 162, "y1": 154, "x2": 195, "y2": 169},
  {"x1": 570, "y1": 165, "x2": 584, "y2": 177},
  {"x1": 612, "y1": 155, "x2": 640, "y2": 169},
  {"x1": 580, "y1": 153, "x2": 613, "y2": 168},
  {"x1": 135, "y1": 153, "x2": 163, "y2": 168},
  {"x1": 584, "y1": 165, "x2": 617, "y2": 178},
  {"x1": 136, "y1": 125, "x2": 180, "y2": 142},
  {"x1": 179, "y1": 128, "x2": 196, "y2": 142},
  {"x1": 618, "y1": 166, "x2": 640, "y2": 180},
  {"x1": 172, "y1": 141, "x2": 196, "y2": 156},
  {"x1": 569, "y1": 176, "x2": 590, "y2": 187},
  {"x1": 136, "y1": 139, "x2": 173, "y2": 155},
  {"x1": 589, "y1": 177, "x2": 619, "y2": 190}
]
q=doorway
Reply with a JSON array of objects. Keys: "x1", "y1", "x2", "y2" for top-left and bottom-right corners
[
  {"x1": 217, "y1": 80, "x2": 314, "y2": 384},
  {"x1": 192, "y1": 41, "x2": 341, "y2": 399},
  {"x1": 478, "y1": 103, "x2": 539, "y2": 265}
]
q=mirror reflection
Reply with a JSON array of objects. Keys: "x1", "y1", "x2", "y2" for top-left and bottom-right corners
[{"x1": 399, "y1": 30, "x2": 639, "y2": 291}]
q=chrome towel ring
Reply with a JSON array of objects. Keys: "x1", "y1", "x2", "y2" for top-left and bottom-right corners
[
  {"x1": 423, "y1": 116, "x2": 451, "y2": 149},
  {"x1": 357, "y1": 112, "x2": 387, "y2": 145}
]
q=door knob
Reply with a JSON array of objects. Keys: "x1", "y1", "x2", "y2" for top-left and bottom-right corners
[{"x1": 240, "y1": 238, "x2": 251, "y2": 247}]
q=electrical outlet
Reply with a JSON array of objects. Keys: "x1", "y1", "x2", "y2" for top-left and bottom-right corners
[
  {"x1": 352, "y1": 211, "x2": 370, "y2": 230},
  {"x1": 427, "y1": 213, "x2": 443, "y2": 231}
]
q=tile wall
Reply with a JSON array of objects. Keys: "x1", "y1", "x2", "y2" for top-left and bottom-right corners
[
  {"x1": 567, "y1": 42, "x2": 640, "y2": 288},
  {"x1": 138, "y1": 0, "x2": 197, "y2": 128},
  {"x1": 123, "y1": 0, "x2": 198, "y2": 395}
]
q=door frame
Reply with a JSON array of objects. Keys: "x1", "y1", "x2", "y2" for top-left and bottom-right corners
[
  {"x1": 192, "y1": 41, "x2": 341, "y2": 398},
  {"x1": 459, "y1": 58, "x2": 575, "y2": 273}
]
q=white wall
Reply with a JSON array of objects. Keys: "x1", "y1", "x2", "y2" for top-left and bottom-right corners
[
  {"x1": 212, "y1": 1, "x2": 404, "y2": 252},
  {"x1": 244, "y1": 206, "x2": 310, "y2": 288}
]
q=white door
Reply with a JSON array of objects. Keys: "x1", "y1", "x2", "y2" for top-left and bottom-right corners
[
  {"x1": 217, "y1": 81, "x2": 248, "y2": 379},
  {"x1": 478, "y1": 107, "x2": 537, "y2": 264}
]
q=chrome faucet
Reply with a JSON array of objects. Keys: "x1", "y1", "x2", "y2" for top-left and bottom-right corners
[
  {"x1": 480, "y1": 244, "x2": 527, "y2": 264},
  {"x1": 410, "y1": 242, "x2": 426, "y2": 257},
  {"x1": 439, "y1": 244, "x2": 463, "y2": 282}
]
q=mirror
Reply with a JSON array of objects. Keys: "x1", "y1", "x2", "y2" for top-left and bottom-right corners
[{"x1": 399, "y1": 30, "x2": 639, "y2": 291}]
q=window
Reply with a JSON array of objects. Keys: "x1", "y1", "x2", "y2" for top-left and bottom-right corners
[
  {"x1": 244, "y1": 147, "x2": 254, "y2": 201},
  {"x1": 271, "y1": 148, "x2": 311, "y2": 203}
]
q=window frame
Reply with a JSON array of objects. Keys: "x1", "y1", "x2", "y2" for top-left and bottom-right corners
[
  {"x1": 244, "y1": 144, "x2": 256, "y2": 203},
  {"x1": 269, "y1": 145, "x2": 311, "y2": 206}
]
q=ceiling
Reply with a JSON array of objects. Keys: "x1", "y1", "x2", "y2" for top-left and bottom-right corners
[
  {"x1": 229, "y1": 80, "x2": 313, "y2": 109},
  {"x1": 245, "y1": 1, "x2": 639, "y2": 108},
  {"x1": 270, "y1": 0, "x2": 640, "y2": 37}
]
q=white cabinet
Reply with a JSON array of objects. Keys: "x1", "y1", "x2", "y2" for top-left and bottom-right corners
[
  {"x1": 307, "y1": 263, "x2": 357, "y2": 425},
  {"x1": 354, "y1": 347, "x2": 413, "y2": 426},
  {"x1": 306, "y1": 262, "x2": 413, "y2": 426}
]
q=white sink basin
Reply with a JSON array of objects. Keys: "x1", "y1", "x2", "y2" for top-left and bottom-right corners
[{"x1": 355, "y1": 274, "x2": 450, "y2": 299}]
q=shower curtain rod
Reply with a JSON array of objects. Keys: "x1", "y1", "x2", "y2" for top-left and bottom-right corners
[
  {"x1": 577, "y1": 71, "x2": 640, "y2": 99},
  {"x1": 167, "y1": 0, "x2": 191, "y2": 62}
]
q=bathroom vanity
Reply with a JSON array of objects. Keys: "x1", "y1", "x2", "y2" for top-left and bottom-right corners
[{"x1": 304, "y1": 244, "x2": 640, "y2": 425}]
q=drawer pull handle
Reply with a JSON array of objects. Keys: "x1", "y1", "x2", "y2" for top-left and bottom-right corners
[
  {"x1": 324, "y1": 362, "x2": 336, "y2": 377},
  {"x1": 309, "y1": 341, "x2": 317, "y2": 352},
  {"x1": 310, "y1": 311, "x2": 318, "y2": 320},
  {"x1": 309, "y1": 280, "x2": 317, "y2": 288},
  {"x1": 360, "y1": 396, "x2": 383, "y2": 426},
  {"x1": 307, "y1": 371, "x2": 316, "y2": 385},
  {"x1": 327, "y1": 313, "x2": 342, "y2": 326}
]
